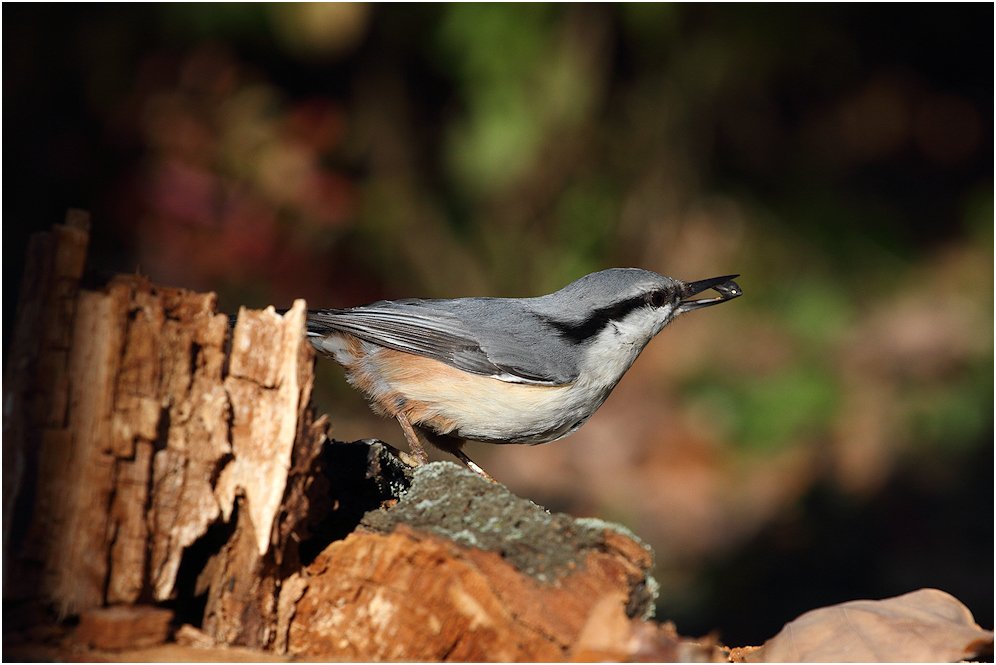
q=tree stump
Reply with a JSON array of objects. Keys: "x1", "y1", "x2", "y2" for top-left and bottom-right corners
[{"x1": 3, "y1": 212, "x2": 331, "y2": 648}]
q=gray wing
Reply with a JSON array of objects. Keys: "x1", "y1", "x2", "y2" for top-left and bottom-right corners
[{"x1": 306, "y1": 298, "x2": 578, "y2": 385}]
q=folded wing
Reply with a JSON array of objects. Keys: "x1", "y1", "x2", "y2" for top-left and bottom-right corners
[{"x1": 306, "y1": 299, "x2": 574, "y2": 386}]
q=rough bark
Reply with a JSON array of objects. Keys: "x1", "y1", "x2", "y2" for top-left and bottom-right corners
[
  {"x1": 3, "y1": 216, "x2": 330, "y2": 642},
  {"x1": 276, "y1": 461, "x2": 671, "y2": 662},
  {"x1": 3, "y1": 209, "x2": 91, "y2": 600}
]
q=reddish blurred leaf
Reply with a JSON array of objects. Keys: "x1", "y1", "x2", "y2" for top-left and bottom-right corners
[{"x1": 746, "y1": 588, "x2": 993, "y2": 663}]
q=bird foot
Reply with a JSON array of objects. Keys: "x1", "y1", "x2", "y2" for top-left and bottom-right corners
[{"x1": 450, "y1": 449, "x2": 497, "y2": 483}]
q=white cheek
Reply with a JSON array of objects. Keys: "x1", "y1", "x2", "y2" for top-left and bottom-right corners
[
  {"x1": 577, "y1": 305, "x2": 676, "y2": 390},
  {"x1": 652, "y1": 304, "x2": 679, "y2": 335},
  {"x1": 616, "y1": 304, "x2": 676, "y2": 342}
]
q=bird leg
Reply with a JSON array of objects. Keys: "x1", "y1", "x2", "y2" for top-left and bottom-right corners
[
  {"x1": 395, "y1": 414, "x2": 497, "y2": 482},
  {"x1": 395, "y1": 413, "x2": 429, "y2": 466},
  {"x1": 449, "y1": 448, "x2": 496, "y2": 483},
  {"x1": 419, "y1": 428, "x2": 496, "y2": 483}
]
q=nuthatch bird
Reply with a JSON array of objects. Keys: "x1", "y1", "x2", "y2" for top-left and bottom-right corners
[{"x1": 306, "y1": 268, "x2": 742, "y2": 479}]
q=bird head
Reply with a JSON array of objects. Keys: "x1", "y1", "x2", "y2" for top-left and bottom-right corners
[{"x1": 538, "y1": 268, "x2": 742, "y2": 346}]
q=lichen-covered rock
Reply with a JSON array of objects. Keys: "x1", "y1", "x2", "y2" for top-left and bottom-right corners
[{"x1": 277, "y1": 462, "x2": 658, "y2": 661}]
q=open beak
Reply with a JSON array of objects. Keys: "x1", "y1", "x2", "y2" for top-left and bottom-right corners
[{"x1": 678, "y1": 274, "x2": 742, "y2": 313}]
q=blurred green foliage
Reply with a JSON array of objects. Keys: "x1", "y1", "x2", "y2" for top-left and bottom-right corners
[
  {"x1": 686, "y1": 366, "x2": 841, "y2": 455},
  {"x1": 439, "y1": 4, "x2": 559, "y2": 194}
]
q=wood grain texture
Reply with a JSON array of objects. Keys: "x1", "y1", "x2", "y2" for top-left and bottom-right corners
[
  {"x1": 5, "y1": 218, "x2": 329, "y2": 634},
  {"x1": 275, "y1": 462, "x2": 667, "y2": 662}
]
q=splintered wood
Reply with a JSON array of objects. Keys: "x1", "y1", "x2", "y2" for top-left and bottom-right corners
[
  {"x1": 4, "y1": 210, "x2": 93, "y2": 606},
  {"x1": 4, "y1": 215, "x2": 327, "y2": 632}
]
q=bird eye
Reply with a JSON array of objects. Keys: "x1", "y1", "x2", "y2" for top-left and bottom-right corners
[{"x1": 646, "y1": 290, "x2": 668, "y2": 308}]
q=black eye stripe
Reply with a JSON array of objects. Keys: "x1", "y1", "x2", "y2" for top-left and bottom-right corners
[{"x1": 541, "y1": 288, "x2": 674, "y2": 342}]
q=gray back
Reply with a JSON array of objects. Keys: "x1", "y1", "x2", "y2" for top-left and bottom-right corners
[{"x1": 307, "y1": 268, "x2": 679, "y2": 385}]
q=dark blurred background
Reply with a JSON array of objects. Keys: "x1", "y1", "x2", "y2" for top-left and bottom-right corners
[{"x1": 4, "y1": 3, "x2": 992, "y2": 647}]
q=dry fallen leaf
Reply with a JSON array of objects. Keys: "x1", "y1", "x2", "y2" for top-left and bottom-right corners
[{"x1": 747, "y1": 588, "x2": 993, "y2": 662}]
